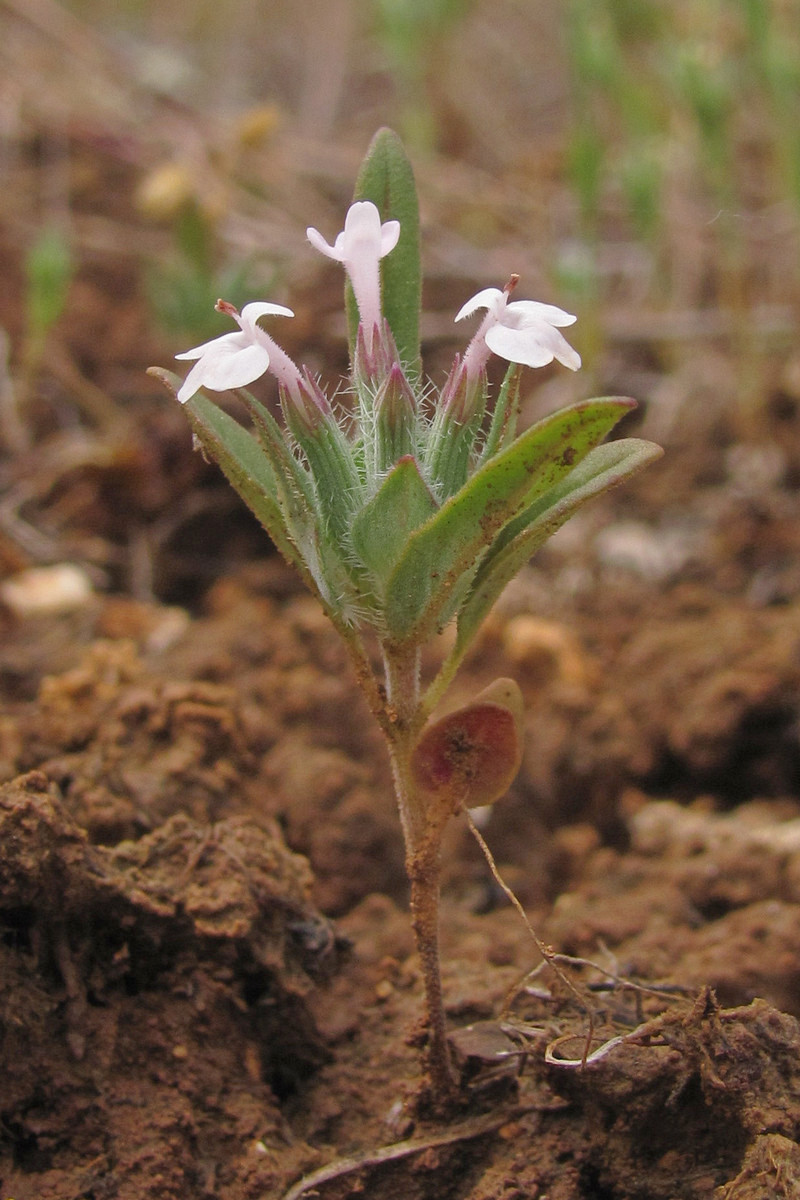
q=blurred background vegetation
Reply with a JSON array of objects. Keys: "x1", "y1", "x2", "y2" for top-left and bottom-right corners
[
  {"x1": 1, "y1": 0, "x2": 799, "y2": 594},
  {"x1": 2, "y1": 0, "x2": 798, "y2": 396}
]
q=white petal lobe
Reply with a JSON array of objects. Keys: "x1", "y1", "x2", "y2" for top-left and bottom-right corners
[{"x1": 455, "y1": 288, "x2": 503, "y2": 322}]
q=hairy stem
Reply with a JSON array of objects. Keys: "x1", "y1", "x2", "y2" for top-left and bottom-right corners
[
  {"x1": 383, "y1": 644, "x2": 456, "y2": 1106},
  {"x1": 407, "y1": 831, "x2": 455, "y2": 1105}
]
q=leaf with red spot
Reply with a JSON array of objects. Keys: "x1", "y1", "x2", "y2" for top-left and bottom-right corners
[{"x1": 411, "y1": 679, "x2": 524, "y2": 826}]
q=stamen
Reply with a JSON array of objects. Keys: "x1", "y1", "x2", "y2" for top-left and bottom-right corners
[{"x1": 215, "y1": 299, "x2": 239, "y2": 318}]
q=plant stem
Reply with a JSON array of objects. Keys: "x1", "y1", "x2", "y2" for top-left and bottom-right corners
[
  {"x1": 407, "y1": 831, "x2": 456, "y2": 1105},
  {"x1": 382, "y1": 644, "x2": 424, "y2": 846},
  {"x1": 383, "y1": 644, "x2": 456, "y2": 1106}
]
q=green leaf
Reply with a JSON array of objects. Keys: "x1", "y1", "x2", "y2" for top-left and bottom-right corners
[
  {"x1": 383, "y1": 398, "x2": 637, "y2": 644},
  {"x1": 352, "y1": 128, "x2": 421, "y2": 377},
  {"x1": 149, "y1": 368, "x2": 325, "y2": 597},
  {"x1": 235, "y1": 387, "x2": 317, "y2": 516},
  {"x1": 211, "y1": 389, "x2": 363, "y2": 599},
  {"x1": 283, "y1": 410, "x2": 364, "y2": 545},
  {"x1": 351, "y1": 455, "x2": 438, "y2": 586},
  {"x1": 184, "y1": 394, "x2": 306, "y2": 569},
  {"x1": 425, "y1": 404, "x2": 486, "y2": 503},
  {"x1": 455, "y1": 437, "x2": 663, "y2": 656},
  {"x1": 478, "y1": 363, "x2": 522, "y2": 466},
  {"x1": 183, "y1": 385, "x2": 365, "y2": 624}
]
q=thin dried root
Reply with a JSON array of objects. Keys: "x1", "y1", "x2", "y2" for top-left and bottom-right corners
[
  {"x1": 463, "y1": 808, "x2": 594, "y2": 1020},
  {"x1": 281, "y1": 1106, "x2": 528, "y2": 1200}
]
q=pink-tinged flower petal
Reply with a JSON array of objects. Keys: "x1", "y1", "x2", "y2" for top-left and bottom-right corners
[
  {"x1": 504, "y1": 299, "x2": 577, "y2": 328},
  {"x1": 485, "y1": 321, "x2": 581, "y2": 371},
  {"x1": 175, "y1": 331, "x2": 245, "y2": 362},
  {"x1": 455, "y1": 288, "x2": 503, "y2": 322},
  {"x1": 458, "y1": 282, "x2": 581, "y2": 374},
  {"x1": 306, "y1": 224, "x2": 341, "y2": 261},
  {"x1": 177, "y1": 341, "x2": 271, "y2": 403},
  {"x1": 308, "y1": 202, "x2": 399, "y2": 266},
  {"x1": 175, "y1": 299, "x2": 299, "y2": 403},
  {"x1": 240, "y1": 301, "x2": 294, "y2": 329},
  {"x1": 306, "y1": 202, "x2": 401, "y2": 344},
  {"x1": 379, "y1": 219, "x2": 401, "y2": 257},
  {"x1": 342, "y1": 201, "x2": 384, "y2": 257}
]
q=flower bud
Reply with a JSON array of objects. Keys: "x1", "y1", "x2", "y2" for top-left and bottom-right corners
[
  {"x1": 439, "y1": 356, "x2": 486, "y2": 425},
  {"x1": 424, "y1": 356, "x2": 488, "y2": 498},
  {"x1": 353, "y1": 318, "x2": 402, "y2": 390},
  {"x1": 374, "y1": 363, "x2": 417, "y2": 471},
  {"x1": 280, "y1": 367, "x2": 333, "y2": 439}
]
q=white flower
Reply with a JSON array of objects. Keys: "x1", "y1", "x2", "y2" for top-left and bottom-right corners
[
  {"x1": 175, "y1": 300, "x2": 294, "y2": 404},
  {"x1": 307, "y1": 201, "x2": 400, "y2": 337},
  {"x1": 457, "y1": 282, "x2": 581, "y2": 373}
]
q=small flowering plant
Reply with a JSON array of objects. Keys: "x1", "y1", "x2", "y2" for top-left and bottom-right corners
[{"x1": 151, "y1": 129, "x2": 661, "y2": 1110}]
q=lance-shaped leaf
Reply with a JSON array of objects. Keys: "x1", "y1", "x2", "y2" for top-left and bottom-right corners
[
  {"x1": 350, "y1": 455, "x2": 438, "y2": 586},
  {"x1": 235, "y1": 387, "x2": 317, "y2": 519},
  {"x1": 382, "y1": 397, "x2": 636, "y2": 644},
  {"x1": 352, "y1": 128, "x2": 421, "y2": 377},
  {"x1": 149, "y1": 369, "x2": 328, "y2": 603},
  {"x1": 454, "y1": 438, "x2": 663, "y2": 660},
  {"x1": 411, "y1": 678, "x2": 524, "y2": 836},
  {"x1": 234, "y1": 387, "x2": 364, "y2": 605},
  {"x1": 478, "y1": 363, "x2": 522, "y2": 466},
  {"x1": 185, "y1": 394, "x2": 310, "y2": 570}
]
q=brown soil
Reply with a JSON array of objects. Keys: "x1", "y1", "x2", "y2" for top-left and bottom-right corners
[
  {"x1": 3, "y1": 29, "x2": 800, "y2": 1197},
  {"x1": 3, "y1": 506, "x2": 800, "y2": 1198}
]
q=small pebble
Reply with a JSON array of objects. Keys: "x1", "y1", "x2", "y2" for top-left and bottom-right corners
[{"x1": 1, "y1": 563, "x2": 93, "y2": 615}]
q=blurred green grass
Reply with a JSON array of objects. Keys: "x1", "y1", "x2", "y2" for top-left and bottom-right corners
[{"x1": 4, "y1": 0, "x2": 799, "y2": 420}]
